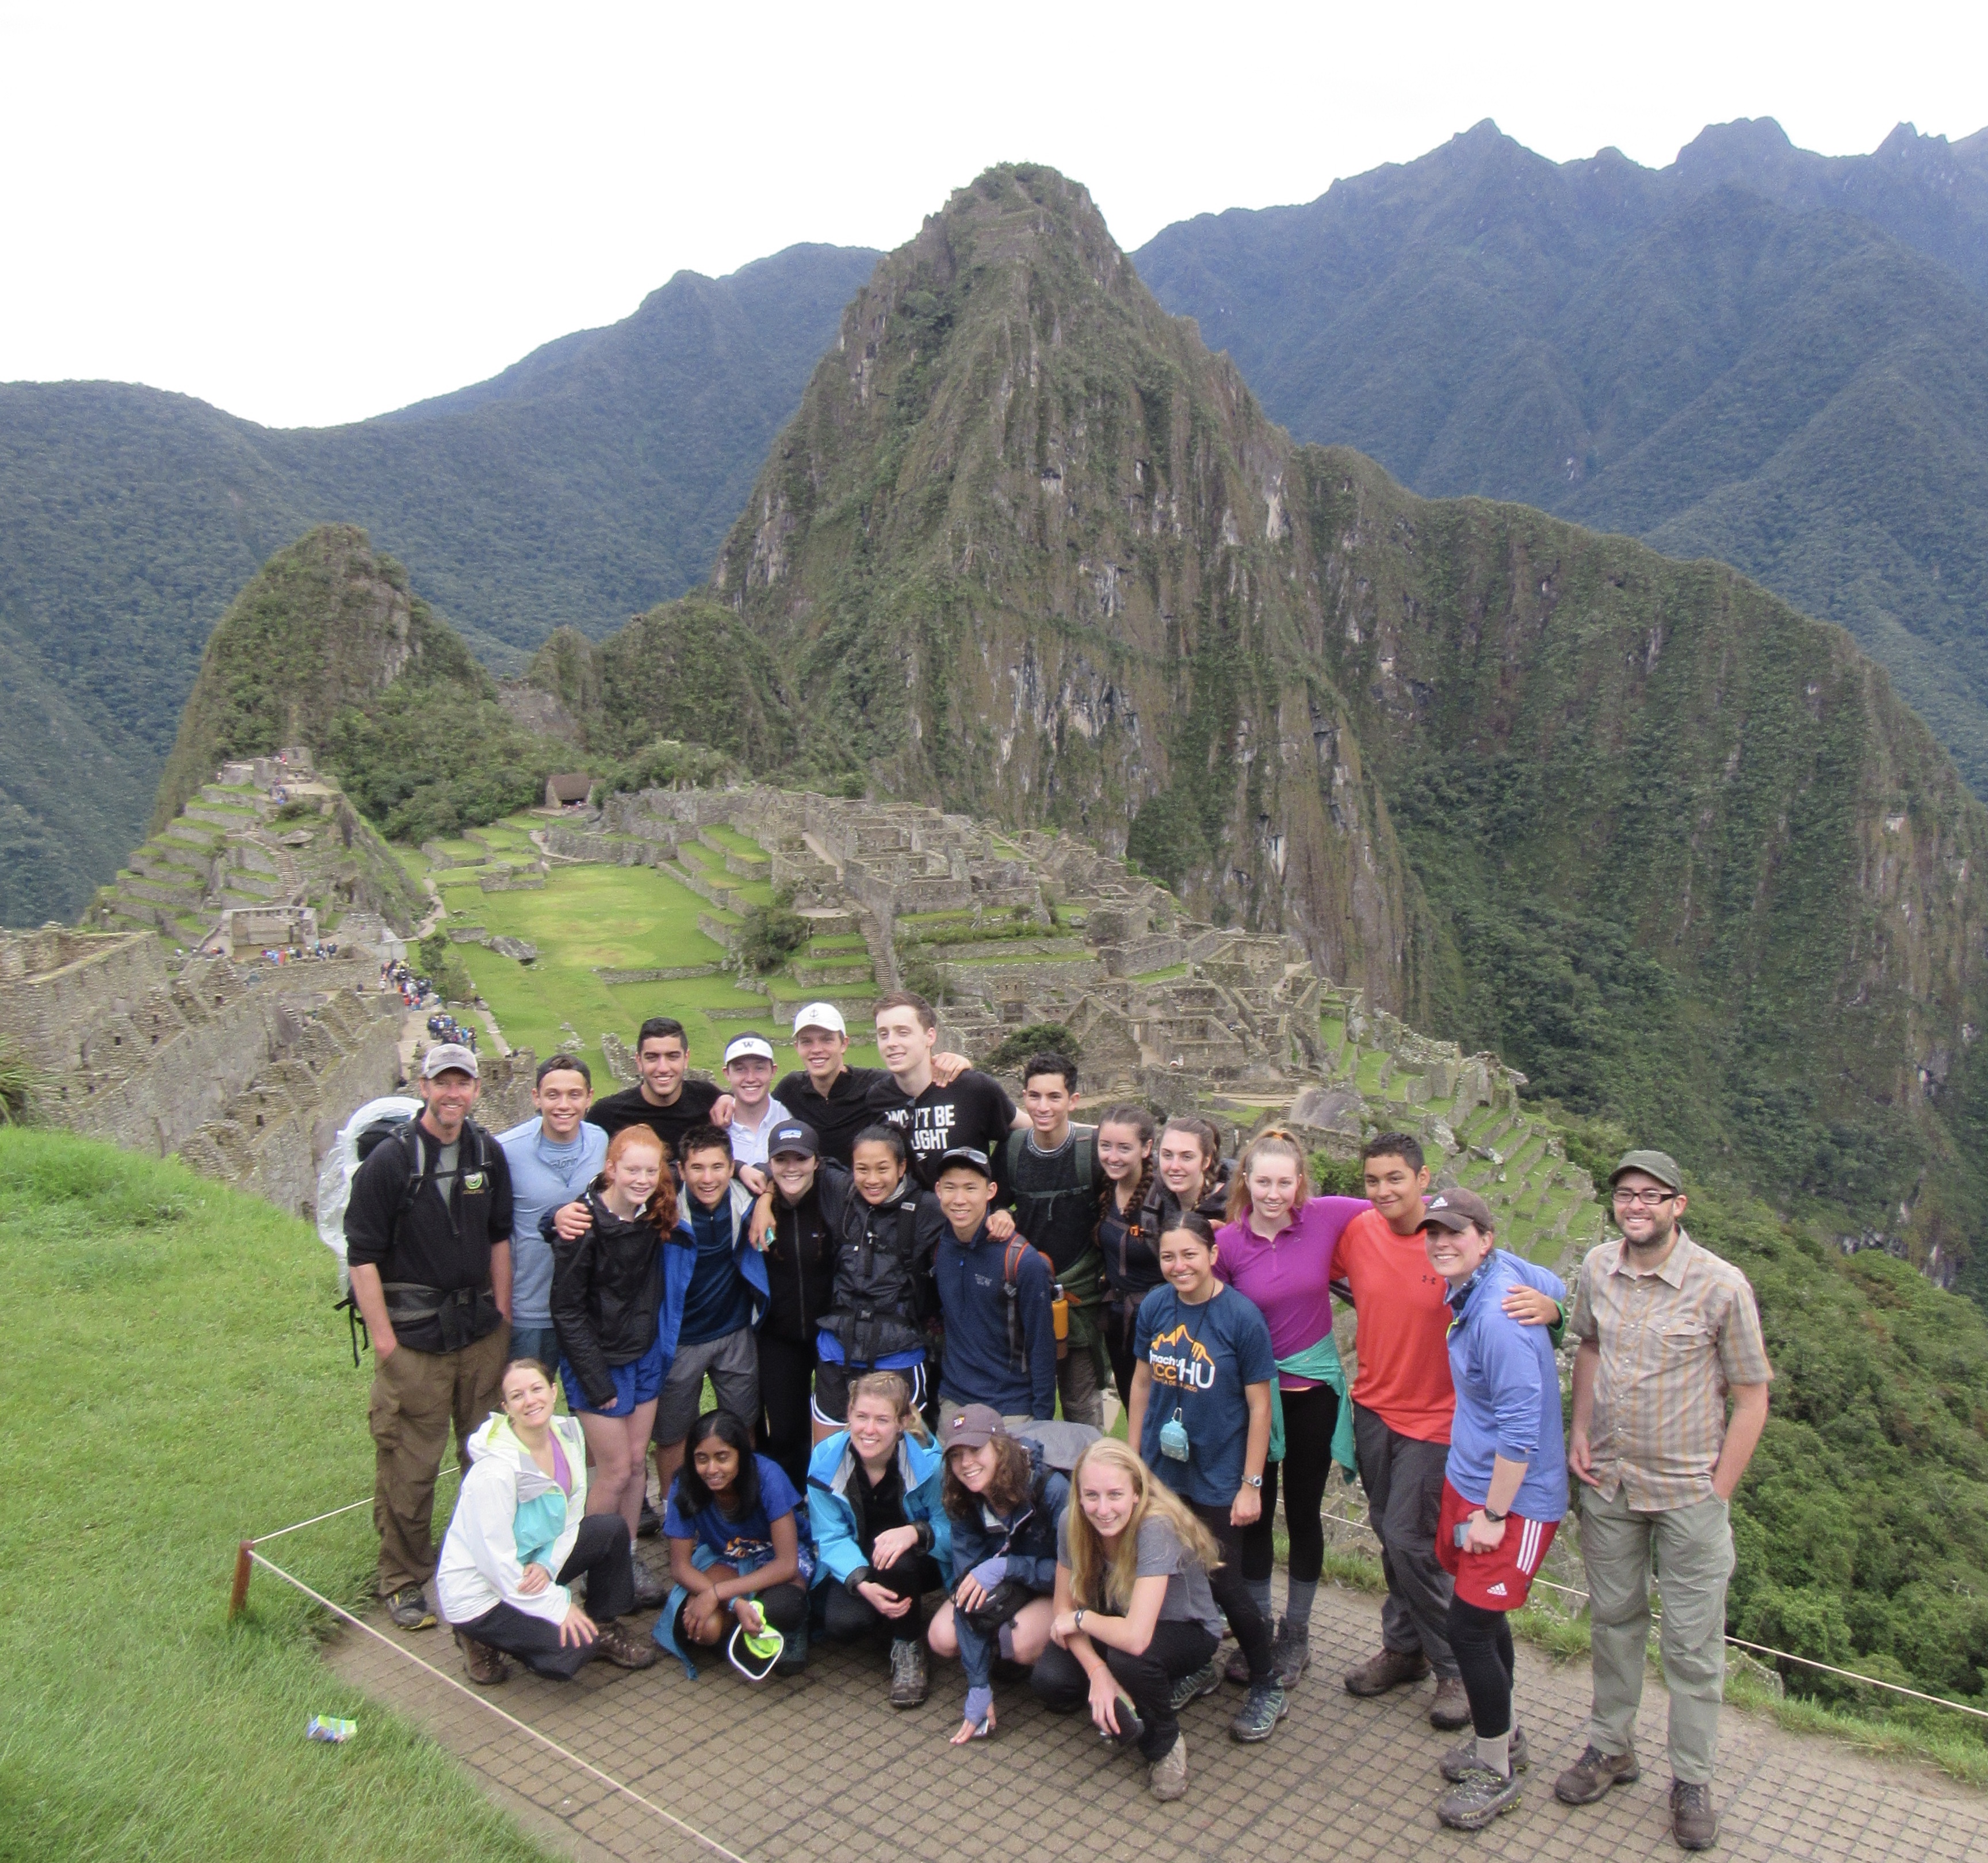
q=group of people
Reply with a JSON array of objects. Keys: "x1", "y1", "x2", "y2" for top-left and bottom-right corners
[
  {"x1": 342, "y1": 990, "x2": 1772, "y2": 1847},
  {"x1": 380, "y1": 957, "x2": 435, "y2": 1008}
]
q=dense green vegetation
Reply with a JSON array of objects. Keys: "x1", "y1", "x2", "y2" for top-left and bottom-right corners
[
  {"x1": 1135, "y1": 117, "x2": 1988, "y2": 795},
  {"x1": 0, "y1": 1130, "x2": 557, "y2": 1861},
  {"x1": 0, "y1": 244, "x2": 877, "y2": 923}
]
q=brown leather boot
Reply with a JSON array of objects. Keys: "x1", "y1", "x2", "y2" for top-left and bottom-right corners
[
  {"x1": 1342, "y1": 1646, "x2": 1431, "y2": 1696},
  {"x1": 454, "y1": 1628, "x2": 509, "y2": 1685},
  {"x1": 1670, "y1": 1781, "x2": 1720, "y2": 1850},
  {"x1": 1554, "y1": 1742, "x2": 1642, "y2": 1804},
  {"x1": 1428, "y1": 1674, "x2": 1471, "y2": 1728},
  {"x1": 597, "y1": 1619, "x2": 660, "y2": 1670}
]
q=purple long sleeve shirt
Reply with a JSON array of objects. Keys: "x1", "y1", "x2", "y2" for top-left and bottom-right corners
[{"x1": 1214, "y1": 1195, "x2": 1367, "y2": 1390}]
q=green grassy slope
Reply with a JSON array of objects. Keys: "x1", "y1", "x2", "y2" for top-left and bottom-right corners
[{"x1": 0, "y1": 1130, "x2": 555, "y2": 1863}]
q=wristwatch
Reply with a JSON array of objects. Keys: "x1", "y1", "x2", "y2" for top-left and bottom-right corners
[
  {"x1": 1243, "y1": 1474, "x2": 1264, "y2": 1489},
  {"x1": 1482, "y1": 1506, "x2": 1507, "y2": 1522}
]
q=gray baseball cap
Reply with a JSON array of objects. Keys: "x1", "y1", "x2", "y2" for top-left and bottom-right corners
[{"x1": 420, "y1": 1043, "x2": 479, "y2": 1080}]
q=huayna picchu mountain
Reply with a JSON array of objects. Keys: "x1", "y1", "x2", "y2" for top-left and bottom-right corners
[{"x1": 538, "y1": 163, "x2": 1988, "y2": 1286}]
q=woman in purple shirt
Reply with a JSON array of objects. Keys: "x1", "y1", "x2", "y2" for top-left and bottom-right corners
[{"x1": 1214, "y1": 1129, "x2": 1367, "y2": 1685}]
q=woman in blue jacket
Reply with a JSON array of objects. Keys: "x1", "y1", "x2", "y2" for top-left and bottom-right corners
[
  {"x1": 927, "y1": 1406, "x2": 1071, "y2": 1743},
  {"x1": 807, "y1": 1370, "x2": 953, "y2": 1709}
]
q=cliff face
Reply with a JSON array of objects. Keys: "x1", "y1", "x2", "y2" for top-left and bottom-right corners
[{"x1": 678, "y1": 163, "x2": 1988, "y2": 1261}]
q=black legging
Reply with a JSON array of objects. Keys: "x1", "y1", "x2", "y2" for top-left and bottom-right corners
[
  {"x1": 1241, "y1": 1383, "x2": 1338, "y2": 1587},
  {"x1": 1103, "y1": 1290, "x2": 1160, "y2": 1406},
  {"x1": 756, "y1": 1332, "x2": 817, "y2": 1491},
  {"x1": 1446, "y1": 1595, "x2": 1516, "y2": 1737},
  {"x1": 1032, "y1": 1618, "x2": 1218, "y2": 1762},
  {"x1": 819, "y1": 1551, "x2": 945, "y2": 1643},
  {"x1": 1188, "y1": 1499, "x2": 1274, "y2": 1685},
  {"x1": 452, "y1": 1514, "x2": 634, "y2": 1679}
]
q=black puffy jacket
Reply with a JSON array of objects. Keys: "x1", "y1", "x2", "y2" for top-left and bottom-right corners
[
  {"x1": 817, "y1": 1172, "x2": 950, "y2": 1367},
  {"x1": 546, "y1": 1186, "x2": 672, "y2": 1409}
]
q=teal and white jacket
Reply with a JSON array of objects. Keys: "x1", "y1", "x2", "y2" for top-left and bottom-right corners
[{"x1": 435, "y1": 1413, "x2": 589, "y2": 1627}]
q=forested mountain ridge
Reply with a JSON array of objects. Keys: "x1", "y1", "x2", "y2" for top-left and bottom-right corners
[
  {"x1": 545, "y1": 162, "x2": 1988, "y2": 1279},
  {"x1": 1134, "y1": 117, "x2": 1988, "y2": 797},
  {"x1": 0, "y1": 242, "x2": 878, "y2": 924}
]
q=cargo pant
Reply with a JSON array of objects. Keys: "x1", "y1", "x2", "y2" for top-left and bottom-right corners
[
  {"x1": 1581, "y1": 1482, "x2": 1734, "y2": 1786},
  {"x1": 1353, "y1": 1401, "x2": 1458, "y2": 1677},
  {"x1": 369, "y1": 1325, "x2": 510, "y2": 1596}
]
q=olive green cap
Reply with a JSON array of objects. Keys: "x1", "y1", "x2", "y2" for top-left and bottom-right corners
[{"x1": 1609, "y1": 1149, "x2": 1684, "y2": 1193}]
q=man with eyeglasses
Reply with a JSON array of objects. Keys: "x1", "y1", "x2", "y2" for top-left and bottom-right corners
[{"x1": 1555, "y1": 1150, "x2": 1773, "y2": 1852}]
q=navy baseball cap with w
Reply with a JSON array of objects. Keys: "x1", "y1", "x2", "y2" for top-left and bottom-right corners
[{"x1": 767, "y1": 1121, "x2": 819, "y2": 1159}]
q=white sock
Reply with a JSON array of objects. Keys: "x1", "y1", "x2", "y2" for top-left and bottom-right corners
[{"x1": 1476, "y1": 1730, "x2": 1512, "y2": 1778}]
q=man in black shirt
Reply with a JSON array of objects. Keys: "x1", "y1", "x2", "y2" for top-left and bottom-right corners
[
  {"x1": 867, "y1": 991, "x2": 1023, "y2": 1192},
  {"x1": 345, "y1": 1044, "x2": 514, "y2": 1629},
  {"x1": 588, "y1": 1017, "x2": 735, "y2": 1163},
  {"x1": 775, "y1": 1000, "x2": 976, "y2": 1168}
]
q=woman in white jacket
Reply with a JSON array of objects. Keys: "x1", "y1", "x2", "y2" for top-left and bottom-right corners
[{"x1": 435, "y1": 1359, "x2": 659, "y2": 1681}]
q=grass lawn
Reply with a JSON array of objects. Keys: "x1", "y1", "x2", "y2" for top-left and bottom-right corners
[{"x1": 0, "y1": 1131, "x2": 555, "y2": 1862}]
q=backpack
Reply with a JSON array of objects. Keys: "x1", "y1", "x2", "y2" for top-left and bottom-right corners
[
  {"x1": 1015, "y1": 1419, "x2": 1102, "y2": 1473},
  {"x1": 1000, "y1": 1236, "x2": 1053, "y2": 1367},
  {"x1": 1002, "y1": 1126, "x2": 1096, "y2": 1202}
]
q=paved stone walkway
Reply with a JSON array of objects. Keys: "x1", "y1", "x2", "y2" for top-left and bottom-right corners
[{"x1": 328, "y1": 1570, "x2": 1982, "y2": 1863}]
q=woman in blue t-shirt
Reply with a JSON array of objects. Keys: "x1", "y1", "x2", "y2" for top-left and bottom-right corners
[
  {"x1": 1125, "y1": 1214, "x2": 1284, "y2": 1743},
  {"x1": 655, "y1": 1409, "x2": 815, "y2": 1677}
]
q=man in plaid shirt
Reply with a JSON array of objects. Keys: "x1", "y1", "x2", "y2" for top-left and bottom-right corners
[{"x1": 1556, "y1": 1150, "x2": 1772, "y2": 1851}]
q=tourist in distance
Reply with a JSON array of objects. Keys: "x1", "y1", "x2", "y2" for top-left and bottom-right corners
[
  {"x1": 754, "y1": 1120, "x2": 848, "y2": 1487},
  {"x1": 435, "y1": 1357, "x2": 657, "y2": 1682},
  {"x1": 807, "y1": 1371, "x2": 951, "y2": 1707},
  {"x1": 1557, "y1": 1151, "x2": 1772, "y2": 1853},
  {"x1": 1213, "y1": 1129, "x2": 1366, "y2": 1688},
  {"x1": 649, "y1": 1126, "x2": 768, "y2": 1507},
  {"x1": 1094, "y1": 1104, "x2": 1159, "y2": 1405},
  {"x1": 811, "y1": 1124, "x2": 949, "y2": 1438},
  {"x1": 656, "y1": 1409, "x2": 813, "y2": 1677},
  {"x1": 1418, "y1": 1187, "x2": 1568, "y2": 1832},
  {"x1": 1335, "y1": 1133, "x2": 1565, "y2": 1731},
  {"x1": 774, "y1": 1001, "x2": 974, "y2": 1168},
  {"x1": 996, "y1": 1053, "x2": 1108, "y2": 1426},
  {"x1": 720, "y1": 1032, "x2": 789, "y2": 1193},
  {"x1": 868, "y1": 990, "x2": 1024, "y2": 1189},
  {"x1": 1124, "y1": 1213, "x2": 1286, "y2": 1743},
  {"x1": 588, "y1": 1016, "x2": 736, "y2": 1158},
  {"x1": 1031, "y1": 1438, "x2": 1226, "y2": 1802},
  {"x1": 345, "y1": 1043, "x2": 513, "y2": 1631},
  {"x1": 930, "y1": 1145, "x2": 1057, "y2": 1429},
  {"x1": 496, "y1": 1054, "x2": 606, "y2": 1372},
  {"x1": 928, "y1": 1406, "x2": 1071, "y2": 1742},
  {"x1": 546, "y1": 1126, "x2": 676, "y2": 1610}
]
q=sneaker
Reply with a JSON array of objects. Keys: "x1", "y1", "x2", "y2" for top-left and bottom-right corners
[
  {"x1": 628, "y1": 1555, "x2": 666, "y2": 1610},
  {"x1": 1269, "y1": 1615, "x2": 1310, "y2": 1689},
  {"x1": 597, "y1": 1619, "x2": 660, "y2": 1670},
  {"x1": 1230, "y1": 1677, "x2": 1289, "y2": 1743},
  {"x1": 385, "y1": 1585, "x2": 435, "y2": 1631},
  {"x1": 1224, "y1": 1642, "x2": 1252, "y2": 1685},
  {"x1": 1342, "y1": 1646, "x2": 1429, "y2": 1696},
  {"x1": 1429, "y1": 1674, "x2": 1472, "y2": 1730},
  {"x1": 1169, "y1": 1660, "x2": 1222, "y2": 1713},
  {"x1": 1670, "y1": 1781, "x2": 1720, "y2": 1851},
  {"x1": 1554, "y1": 1743, "x2": 1642, "y2": 1805},
  {"x1": 888, "y1": 1636, "x2": 928, "y2": 1708},
  {"x1": 1437, "y1": 1764, "x2": 1523, "y2": 1831},
  {"x1": 454, "y1": 1628, "x2": 508, "y2": 1685},
  {"x1": 1441, "y1": 1726, "x2": 1530, "y2": 1782},
  {"x1": 1148, "y1": 1732, "x2": 1189, "y2": 1801}
]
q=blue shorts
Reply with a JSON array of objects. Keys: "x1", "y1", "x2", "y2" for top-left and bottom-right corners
[{"x1": 561, "y1": 1329, "x2": 666, "y2": 1417}]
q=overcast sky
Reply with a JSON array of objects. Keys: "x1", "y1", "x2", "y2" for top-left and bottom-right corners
[{"x1": 3, "y1": 0, "x2": 1983, "y2": 429}]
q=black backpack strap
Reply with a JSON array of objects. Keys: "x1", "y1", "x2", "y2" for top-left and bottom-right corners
[{"x1": 1004, "y1": 1128, "x2": 1024, "y2": 1185}]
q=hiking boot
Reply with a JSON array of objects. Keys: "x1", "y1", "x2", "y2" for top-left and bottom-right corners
[
  {"x1": 1437, "y1": 1764, "x2": 1523, "y2": 1831},
  {"x1": 385, "y1": 1585, "x2": 436, "y2": 1631},
  {"x1": 1670, "y1": 1780, "x2": 1720, "y2": 1850},
  {"x1": 1429, "y1": 1674, "x2": 1472, "y2": 1729},
  {"x1": 773, "y1": 1619, "x2": 808, "y2": 1676},
  {"x1": 454, "y1": 1628, "x2": 508, "y2": 1685},
  {"x1": 1148, "y1": 1732, "x2": 1189, "y2": 1801},
  {"x1": 1224, "y1": 1642, "x2": 1252, "y2": 1684},
  {"x1": 1269, "y1": 1614, "x2": 1309, "y2": 1688},
  {"x1": 1230, "y1": 1677, "x2": 1289, "y2": 1743},
  {"x1": 1169, "y1": 1659, "x2": 1222, "y2": 1713},
  {"x1": 1554, "y1": 1743, "x2": 1642, "y2": 1804},
  {"x1": 888, "y1": 1637, "x2": 928, "y2": 1707},
  {"x1": 1441, "y1": 1726, "x2": 1529, "y2": 1782},
  {"x1": 636, "y1": 1495, "x2": 661, "y2": 1539},
  {"x1": 596, "y1": 1619, "x2": 660, "y2": 1670},
  {"x1": 1342, "y1": 1646, "x2": 1428, "y2": 1696},
  {"x1": 628, "y1": 1554, "x2": 666, "y2": 1610}
]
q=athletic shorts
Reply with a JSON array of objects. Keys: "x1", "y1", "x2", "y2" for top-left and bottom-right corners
[
  {"x1": 1435, "y1": 1477, "x2": 1559, "y2": 1611},
  {"x1": 559, "y1": 1329, "x2": 665, "y2": 1418},
  {"x1": 812, "y1": 1355, "x2": 927, "y2": 1427},
  {"x1": 653, "y1": 1326, "x2": 761, "y2": 1445}
]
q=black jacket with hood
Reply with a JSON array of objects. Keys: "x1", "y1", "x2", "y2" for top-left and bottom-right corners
[
  {"x1": 763, "y1": 1162, "x2": 855, "y2": 1343},
  {"x1": 817, "y1": 1172, "x2": 950, "y2": 1367},
  {"x1": 546, "y1": 1184, "x2": 669, "y2": 1409}
]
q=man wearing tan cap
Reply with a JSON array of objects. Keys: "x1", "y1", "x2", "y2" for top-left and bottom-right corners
[{"x1": 1557, "y1": 1150, "x2": 1772, "y2": 1852}]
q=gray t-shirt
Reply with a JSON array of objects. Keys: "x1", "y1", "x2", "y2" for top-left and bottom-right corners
[{"x1": 1058, "y1": 1511, "x2": 1223, "y2": 1639}]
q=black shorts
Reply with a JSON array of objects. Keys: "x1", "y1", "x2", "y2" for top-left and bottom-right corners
[{"x1": 811, "y1": 1357, "x2": 928, "y2": 1427}]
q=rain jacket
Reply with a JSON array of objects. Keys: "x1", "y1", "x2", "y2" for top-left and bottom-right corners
[
  {"x1": 435, "y1": 1413, "x2": 590, "y2": 1627},
  {"x1": 945, "y1": 1438, "x2": 1071, "y2": 1690},
  {"x1": 806, "y1": 1428, "x2": 953, "y2": 1592}
]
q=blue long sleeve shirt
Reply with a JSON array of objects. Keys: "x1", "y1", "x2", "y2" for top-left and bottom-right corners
[
  {"x1": 1443, "y1": 1250, "x2": 1569, "y2": 1524},
  {"x1": 934, "y1": 1222, "x2": 1058, "y2": 1418},
  {"x1": 496, "y1": 1116, "x2": 608, "y2": 1328}
]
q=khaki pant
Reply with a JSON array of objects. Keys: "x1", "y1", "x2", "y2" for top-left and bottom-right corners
[
  {"x1": 369, "y1": 1325, "x2": 510, "y2": 1595},
  {"x1": 1581, "y1": 1481, "x2": 1734, "y2": 1785},
  {"x1": 1054, "y1": 1336, "x2": 1106, "y2": 1429}
]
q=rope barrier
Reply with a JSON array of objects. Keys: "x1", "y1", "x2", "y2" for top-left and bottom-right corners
[{"x1": 243, "y1": 1547, "x2": 754, "y2": 1863}]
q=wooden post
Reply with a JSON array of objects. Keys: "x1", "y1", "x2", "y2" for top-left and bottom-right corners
[{"x1": 229, "y1": 1540, "x2": 254, "y2": 1617}]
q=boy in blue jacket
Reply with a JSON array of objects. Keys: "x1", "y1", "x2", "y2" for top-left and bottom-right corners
[{"x1": 931, "y1": 1147, "x2": 1057, "y2": 1429}]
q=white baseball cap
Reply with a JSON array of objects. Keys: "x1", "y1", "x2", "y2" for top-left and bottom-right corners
[
  {"x1": 791, "y1": 1001, "x2": 847, "y2": 1038},
  {"x1": 723, "y1": 1033, "x2": 776, "y2": 1066}
]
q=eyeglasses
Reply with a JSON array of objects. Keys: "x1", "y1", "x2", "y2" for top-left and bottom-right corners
[{"x1": 1611, "y1": 1187, "x2": 1677, "y2": 1207}]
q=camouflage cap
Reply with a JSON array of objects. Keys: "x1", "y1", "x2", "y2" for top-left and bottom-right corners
[{"x1": 1609, "y1": 1149, "x2": 1684, "y2": 1193}]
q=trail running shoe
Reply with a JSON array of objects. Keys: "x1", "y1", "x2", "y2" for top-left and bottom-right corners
[
  {"x1": 385, "y1": 1585, "x2": 436, "y2": 1631},
  {"x1": 1437, "y1": 1765, "x2": 1523, "y2": 1830},
  {"x1": 888, "y1": 1636, "x2": 928, "y2": 1707},
  {"x1": 1148, "y1": 1733, "x2": 1188, "y2": 1801},
  {"x1": 597, "y1": 1619, "x2": 660, "y2": 1670},
  {"x1": 1169, "y1": 1660, "x2": 1222, "y2": 1713},
  {"x1": 1442, "y1": 1726, "x2": 1530, "y2": 1782},
  {"x1": 1230, "y1": 1677, "x2": 1289, "y2": 1743}
]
